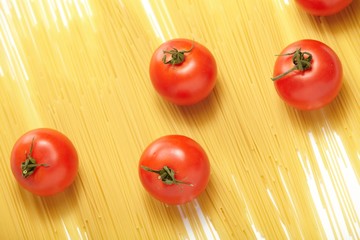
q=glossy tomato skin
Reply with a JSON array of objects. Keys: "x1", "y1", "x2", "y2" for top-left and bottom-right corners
[
  {"x1": 139, "y1": 135, "x2": 210, "y2": 205},
  {"x1": 295, "y1": 0, "x2": 352, "y2": 16},
  {"x1": 149, "y1": 38, "x2": 217, "y2": 105},
  {"x1": 273, "y1": 39, "x2": 342, "y2": 110},
  {"x1": 10, "y1": 128, "x2": 78, "y2": 196}
]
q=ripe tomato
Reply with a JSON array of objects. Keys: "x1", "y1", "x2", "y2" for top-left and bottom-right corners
[
  {"x1": 295, "y1": 0, "x2": 352, "y2": 16},
  {"x1": 138, "y1": 135, "x2": 210, "y2": 205},
  {"x1": 149, "y1": 38, "x2": 217, "y2": 105},
  {"x1": 272, "y1": 39, "x2": 342, "y2": 110},
  {"x1": 10, "y1": 128, "x2": 78, "y2": 196}
]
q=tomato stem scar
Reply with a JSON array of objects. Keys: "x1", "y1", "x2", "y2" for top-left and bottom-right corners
[
  {"x1": 21, "y1": 138, "x2": 48, "y2": 178},
  {"x1": 141, "y1": 165, "x2": 193, "y2": 186},
  {"x1": 162, "y1": 42, "x2": 194, "y2": 65},
  {"x1": 271, "y1": 48, "x2": 312, "y2": 81}
]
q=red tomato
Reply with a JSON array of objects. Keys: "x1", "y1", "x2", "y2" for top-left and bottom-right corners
[
  {"x1": 272, "y1": 39, "x2": 342, "y2": 110},
  {"x1": 295, "y1": 0, "x2": 352, "y2": 16},
  {"x1": 149, "y1": 38, "x2": 217, "y2": 105},
  {"x1": 138, "y1": 135, "x2": 210, "y2": 205},
  {"x1": 10, "y1": 128, "x2": 78, "y2": 196}
]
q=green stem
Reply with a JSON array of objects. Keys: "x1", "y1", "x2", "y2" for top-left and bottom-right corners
[
  {"x1": 21, "y1": 138, "x2": 48, "y2": 178},
  {"x1": 141, "y1": 165, "x2": 193, "y2": 186},
  {"x1": 271, "y1": 48, "x2": 312, "y2": 81},
  {"x1": 162, "y1": 43, "x2": 194, "y2": 65}
]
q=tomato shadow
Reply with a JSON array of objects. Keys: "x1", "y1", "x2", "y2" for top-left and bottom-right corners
[
  {"x1": 153, "y1": 79, "x2": 223, "y2": 128},
  {"x1": 139, "y1": 191, "x2": 188, "y2": 228},
  {"x1": 285, "y1": 78, "x2": 354, "y2": 132},
  {"x1": 323, "y1": 1, "x2": 360, "y2": 33},
  {"x1": 138, "y1": 183, "x2": 215, "y2": 232},
  {"x1": 176, "y1": 90, "x2": 219, "y2": 124},
  {"x1": 300, "y1": 1, "x2": 359, "y2": 35},
  {"x1": 16, "y1": 174, "x2": 81, "y2": 222}
]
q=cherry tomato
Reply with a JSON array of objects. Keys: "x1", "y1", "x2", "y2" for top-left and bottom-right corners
[
  {"x1": 149, "y1": 38, "x2": 217, "y2": 105},
  {"x1": 10, "y1": 128, "x2": 78, "y2": 196},
  {"x1": 138, "y1": 135, "x2": 210, "y2": 205},
  {"x1": 272, "y1": 39, "x2": 342, "y2": 110},
  {"x1": 295, "y1": 0, "x2": 352, "y2": 16}
]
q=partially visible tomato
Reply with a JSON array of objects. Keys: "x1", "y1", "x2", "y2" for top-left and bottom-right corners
[
  {"x1": 149, "y1": 38, "x2": 217, "y2": 105},
  {"x1": 138, "y1": 135, "x2": 210, "y2": 205},
  {"x1": 295, "y1": 0, "x2": 352, "y2": 16},
  {"x1": 10, "y1": 128, "x2": 78, "y2": 196},
  {"x1": 272, "y1": 39, "x2": 342, "y2": 110}
]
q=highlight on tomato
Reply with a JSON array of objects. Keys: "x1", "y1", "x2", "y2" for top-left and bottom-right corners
[
  {"x1": 149, "y1": 38, "x2": 217, "y2": 105},
  {"x1": 295, "y1": 0, "x2": 352, "y2": 16},
  {"x1": 138, "y1": 135, "x2": 210, "y2": 205},
  {"x1": 10, "y1": 128, "x2": 79, "y2": 196},
  {"x1": 271, "y1": 39, "x2": 342, "y2": 110}
]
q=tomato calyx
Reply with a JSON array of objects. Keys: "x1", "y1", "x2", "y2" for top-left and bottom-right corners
[
  {"x1": 271, "y1": 48, "x2": 313, "y2": 81},
  {"x1": 162, "y1": 43, "x2": 194, "y2": 65},
  {"x1": 21, "y1": 138, "x2": 48, "y2": 178},
  {"x1": 141, "y1": 165, "x2": 193, "y2": 186}
]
